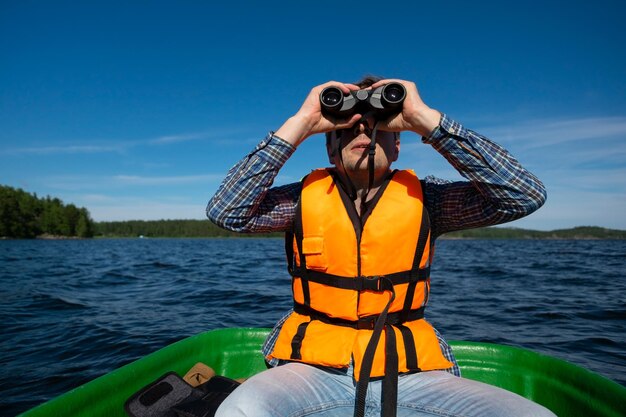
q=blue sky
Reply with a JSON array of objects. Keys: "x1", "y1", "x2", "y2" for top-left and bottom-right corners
[{"x1": 1, "y1": 0, "x2": 625, "y2": 230}]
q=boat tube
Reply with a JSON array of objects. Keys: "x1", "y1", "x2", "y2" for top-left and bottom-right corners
[{"x1": 18, "y1": 327, "x2": 626, "y2": 417}]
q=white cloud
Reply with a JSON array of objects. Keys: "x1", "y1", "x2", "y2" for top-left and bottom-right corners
[
  {"x1": 80, "y1": 194, "x2": 114, "y2": 203},
  {"x1": 478, "y1": 116, "x2": 626, "y2": 149},
  {"x1": 392, "y1": 115, "x2": 626, "y2": 231},
  {"x1": 0, "y1": 144, "x2": 126, "y2": 155},
  {"x1": 65, "y1": 194, "x2": 209, "y2": 221},
  {"x1": 41, "y1": 173, "x2": 225, "y2": 190},
  {"x1": 87, "y1": 200, "x2": 208, "y2": 221},
  {"x1": 149, "y1": 132, "x2": 210, "y2": 144},
  {"x1": 544, "y1": 167, "x2": 626, "y2": 191},
  {"x1": 0, "y1": 127, "x2": 256, "y2": 155},
  {"x1": 522, "y1": 190, "x2": 626, "y2": 230},
  {"x1": 113, "y1": 174, "x2": 224, "y2": 186}
]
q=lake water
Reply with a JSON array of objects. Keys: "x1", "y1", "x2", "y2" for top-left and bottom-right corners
[{"x1": 1, "y1": 238, "x2": 625, "y2": 416}]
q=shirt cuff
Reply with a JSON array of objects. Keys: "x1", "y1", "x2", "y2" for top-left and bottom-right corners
[
  {"x1": 269, "y1": 131, "x2": 297, "y2": 151},
  {"x1": 422, "y1": 113, "x2": 469, "y2": 144},
  {"x1": 249, "y1": 131, "x2": 296, "y2": 166}
]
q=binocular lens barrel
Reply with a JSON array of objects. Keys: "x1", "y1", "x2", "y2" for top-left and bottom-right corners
[
  {"x1": 320, "y1": 87, "x2": 343, "y2": 108},
  {"x1": 382, "y1": 83, "x2": 406, "y2": 104}
]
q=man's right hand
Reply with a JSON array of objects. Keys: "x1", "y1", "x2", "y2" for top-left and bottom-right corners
[
  {"x1": 274, "y1": 81, "x2": 363, "y2": 147},
  {"x1": 370, "y1": 79, "x2": 441, "y2": 138}
]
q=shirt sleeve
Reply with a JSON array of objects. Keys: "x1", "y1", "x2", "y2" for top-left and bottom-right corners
[
  {"x1": 206, "y1": 132, "x2": 302, "y2": 233},
  {"x1": 421, "y1": 114, "x2": 547, "y2": 238}
]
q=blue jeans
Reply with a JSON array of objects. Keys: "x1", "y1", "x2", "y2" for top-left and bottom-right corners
[{"x1": 215, "y1": 362, "x2": 556, "y2": 417}]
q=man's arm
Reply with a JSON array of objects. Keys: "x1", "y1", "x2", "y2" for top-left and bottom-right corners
[
  {"x1": 207, "y1": 81, "x2": 365, "y2": 233},
  {"x1": 422, "y1": 114, "x2": 547, "y2": 237},
  {"x1": 206, "y1": 133, "x2": 301, "y2": 233},
  {"x1": 368, "y1": 78, "x2": 546, "y2": 238}
]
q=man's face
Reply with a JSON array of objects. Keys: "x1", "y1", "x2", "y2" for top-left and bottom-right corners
[{"x1": 328, "y1": 120, "x2": 400, "y2": 175}]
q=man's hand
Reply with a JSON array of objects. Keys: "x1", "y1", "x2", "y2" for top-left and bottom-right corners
[
  {"x1": 370, "y1": 79, "x2": 442, "y2": 137},
  {"x1": 275, "y1": 81, "x2": 363, "y2": 147}
]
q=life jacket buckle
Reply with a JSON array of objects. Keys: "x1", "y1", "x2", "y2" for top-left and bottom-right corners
[
  {"x1": 356, "y1": 317, "x2": 377, "y2": 330},
  {"x1": 358, "y1": 275, "x2": 384, "y2": 292}
]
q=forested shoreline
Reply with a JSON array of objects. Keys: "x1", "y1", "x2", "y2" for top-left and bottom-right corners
[
  {"x1": 442, "y1": 225, "x2": 626, "y2": 240},
  {"x1": 1, "y1": 185, "x2": 95, "y2": 238},
  {"x1": 2, "y1": 185, "x2": 625, "y2": 239},
  {"x1": 95, "y1": 219, "x2": 280, "y2": 238},
  {"x1": 93, "y1": 221, "x2": 626, "y2": 240}
]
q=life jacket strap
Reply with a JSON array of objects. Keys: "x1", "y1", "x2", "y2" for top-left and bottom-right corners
[
  {"x1": 354, "y1": 276, "x2": 396, "y2": 417},
  {"x1": 382, "y1": 324, "x2": 399, "y2": 417},
  {"x1": 290, "y1": 267, "x2": 430, "y2": 290},
  {"x1": 293, "y1": 303, "x2": 425, "y2": 330}
]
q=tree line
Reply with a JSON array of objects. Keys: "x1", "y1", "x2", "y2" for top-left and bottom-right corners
[
  {"x1": 0, "y1": 185, "x2": 278, "y2": 238},
  {"x1": 442, "y1": 226, "x2": 626, "y2": 239},
  {"x1": 99, "y1": 219, "x2": 623, "y2": 240},
  {"x1": 95, "y1": 219, "x2": 280, "y2": 238},
  {"x1": 0, "y1": 185, "x2": 95, "y2": 238}
]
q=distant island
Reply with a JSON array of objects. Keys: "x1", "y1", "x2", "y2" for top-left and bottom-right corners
[
  {"x1": 2, "y1": 184, "x2": 625, "y2": 239},
  {"x1": 441, "y1": 226, "x2": 626, "y2": 240},
  {"x1": 94, "y1": 221, "x2": 626, "y2": 240}
]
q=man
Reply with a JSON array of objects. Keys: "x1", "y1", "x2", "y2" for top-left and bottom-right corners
[{"x1": 207, "y1": 77, "x2": 552, "y2": 417}]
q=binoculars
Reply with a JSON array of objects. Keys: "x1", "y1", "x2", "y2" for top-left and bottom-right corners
[{"x1": 319, "y1": 83, "x2": 406, "y2": 119}]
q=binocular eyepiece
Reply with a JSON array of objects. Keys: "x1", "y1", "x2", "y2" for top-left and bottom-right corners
[{"x1": 320, "y1": 83, "x2": 406, "y2": 119}]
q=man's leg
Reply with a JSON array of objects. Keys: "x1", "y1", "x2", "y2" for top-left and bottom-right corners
[
  {"x1": 391, "y1": 371, "x2": 556, "y2": 417},
  {"x1": 217, "y1": 366, "x2": 556, "y2": 417},
  {"x1": 215, "y1": 362, "x2": 356, "y2": 417}
]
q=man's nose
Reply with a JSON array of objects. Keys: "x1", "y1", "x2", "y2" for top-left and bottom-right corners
[{"x1": 353, "y1": 118, "x2": 374, "y2": 136}]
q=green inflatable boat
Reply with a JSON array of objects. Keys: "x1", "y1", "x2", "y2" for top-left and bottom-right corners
[{"x1": 18, "y1": 327, "x2": 626, "y2": 417}]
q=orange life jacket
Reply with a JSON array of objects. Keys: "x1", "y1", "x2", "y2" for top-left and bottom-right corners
[{"x1": 268, "y1": 168, "x2": 453, "y2": 380}]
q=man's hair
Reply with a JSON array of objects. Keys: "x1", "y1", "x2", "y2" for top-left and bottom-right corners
[{"x1": 354, "y1": 75, "x2": 383, "y2": 89}]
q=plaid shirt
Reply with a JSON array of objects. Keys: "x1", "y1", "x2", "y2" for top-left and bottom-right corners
[{"x1": 207, "y1": 114, "x2": 546, "y2": 375}]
